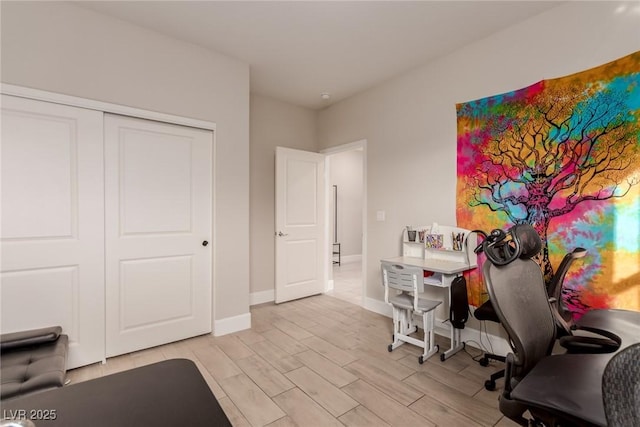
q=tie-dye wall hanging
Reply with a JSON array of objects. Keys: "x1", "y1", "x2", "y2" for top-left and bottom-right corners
[{"x1": 456, "y1": 51, "x2": 640, "y2": 314}]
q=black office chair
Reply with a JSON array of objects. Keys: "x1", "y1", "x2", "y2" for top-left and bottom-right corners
[
  {"x1": 483, "y1": 225, "x2": 623, "y2": 426},
  {"x1": 474, "y1": 247, "x2": 587, "y2": 391},
  {"x1": 472, "y1": 225, "x2": 539, "y2": 391},
  {"x1": 602, "y1": 342, "x2": 640, "y2": 426}
]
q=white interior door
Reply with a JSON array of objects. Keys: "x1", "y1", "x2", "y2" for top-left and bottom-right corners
[
  {"x1": 104, "y1": 114, "x2": 212, "y2": 357},
  {"x1": 275, "y1": 147, "x2": 326, "y2": 303},
  {"x1": 1, "y1": 95, "x2": 105, "y2": 368}
]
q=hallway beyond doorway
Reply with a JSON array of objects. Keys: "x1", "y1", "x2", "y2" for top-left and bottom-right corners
[{"x1": 327, "y1": 261, "x2": 362, "y2": 305}]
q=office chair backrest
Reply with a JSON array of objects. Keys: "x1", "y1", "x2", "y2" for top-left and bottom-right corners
[
  {"x1": 602, "y1": 342, "x2": 640, "y2": 426},
  {"x1": 483, "y1": 258, "x2": 556, "y2": 379}
]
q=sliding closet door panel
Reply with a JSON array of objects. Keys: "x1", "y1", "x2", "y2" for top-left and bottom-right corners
[
  {"x1": 0, "y1": 95, "x2": 105, "y2": 368},
  {"x1": 105, "y1": 114, "x2": 212, "y2": 357}
]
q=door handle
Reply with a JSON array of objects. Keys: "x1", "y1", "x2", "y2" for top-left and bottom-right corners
[
  {"x1": 276, "y1": 231, "x2": 289, "y2": 237},
  {"x1": 202, "y1": 240, "x2": 209, "y2": 246}
]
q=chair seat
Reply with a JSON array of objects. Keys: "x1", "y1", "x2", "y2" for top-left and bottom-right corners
[
  {"x1": 388, "y1": 293, "x2": 440, "y2": 312},
  {"x1": 388, "y1": 292, "x2": 412, "y2": 308},
  {"x1": 510, "y1": 353, "x2": 609, "y2": 426},
  {"x1": 474, "y1": 300, "x2": 499, "y2": 322}
]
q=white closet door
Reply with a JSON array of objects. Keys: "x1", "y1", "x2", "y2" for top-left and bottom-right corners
[
  {"x1": 104, "y1": 114, "x2": 212, "y2": 357},
  {"x1": 1, "y1": 95, "x2": 105, "y2": 368}
]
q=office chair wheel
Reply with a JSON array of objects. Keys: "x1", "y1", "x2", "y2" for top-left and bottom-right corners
[
  {"x1": 388, "y1": 344, "x2": 393, "y2": 352},
  {"x1": 440, "y1": 353, "x2": 446, "y2": 361},
  {"x1": 484, "y1": 379, "x2": 496, "y2": 391},
  {"x1": 418, "y1": 355, "x2": 424, "y2": 364}
]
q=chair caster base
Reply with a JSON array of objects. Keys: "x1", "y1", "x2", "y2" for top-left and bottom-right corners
[
  {"x1": 484, "y1": 379, "x2": 496, "y2": 391},
  {"x1": 388, "y1": 344, "x2": 393, "y2": 352}
]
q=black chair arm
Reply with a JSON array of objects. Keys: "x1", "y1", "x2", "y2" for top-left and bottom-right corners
[
  {"x1": 503, "y1": 352, "x2": 519, "y2": 395},
  {"x1": 500, "y1": 353, "x2": 529, "y2": 426},
  {"x1": 560, "y1": 325, "x2": 621, "y2": 354}
]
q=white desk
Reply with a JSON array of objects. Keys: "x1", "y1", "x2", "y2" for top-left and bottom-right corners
[{"x1": 381, "y1": 255, "x2": 476, "y2": 361}]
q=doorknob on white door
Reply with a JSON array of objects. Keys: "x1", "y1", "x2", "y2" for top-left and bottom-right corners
[{"x1": 276, "y1": 231, "x2": 289, "y2": 237}]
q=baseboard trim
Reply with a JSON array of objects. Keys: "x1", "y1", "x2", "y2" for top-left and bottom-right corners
[
  {"x1": 250, "y1": 289, "x2": 275, "y2": 306},
  {"x1": 326, "y1": 279, "x2": 334, "y2": 292},
  {"x1": 363, "y1": 297, "x2": 392, "y2": 317},
  {"x1": 214, "y1": 312, "x2": 251, "y2": 336}
]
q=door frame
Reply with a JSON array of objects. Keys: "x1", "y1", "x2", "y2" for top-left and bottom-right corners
[
  {"x1": 1, "y1": 83, "x2": 219, "y2": 353},
  {"x1": 321, "y1": 139, "x2": 367, "y2": 306},
  {"x1": 1, "y1": 84, "x2": 215, "y2": 131}
]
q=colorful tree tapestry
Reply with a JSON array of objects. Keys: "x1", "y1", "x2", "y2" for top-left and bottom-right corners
[{"x1": 456, "y1": 51, "x2": 640, "y2": 315}]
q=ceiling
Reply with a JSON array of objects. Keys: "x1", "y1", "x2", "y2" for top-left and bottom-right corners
[{"x1": 77, "y1": 1, "x2": 564, "y2": 110}]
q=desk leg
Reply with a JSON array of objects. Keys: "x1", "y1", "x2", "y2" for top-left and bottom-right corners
[
  {"x1": 440, "y1": 280, "x2": 465, "y2": 361},
  {"x1": 440, "y1": 324, "x2": 464, "y2": 361}
]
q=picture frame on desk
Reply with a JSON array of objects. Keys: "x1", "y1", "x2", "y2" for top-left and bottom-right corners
[
  {"x1": 425, "y1": 234, "x2": 444, "y2": 249},
  {"x1": 452, "y1": 232, "x2": 465, "y2": 251}
]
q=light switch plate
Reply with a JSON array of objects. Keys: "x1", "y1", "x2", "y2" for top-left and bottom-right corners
[{"x1": 376, "y1": 210, "x2": 385, "y2": 221}]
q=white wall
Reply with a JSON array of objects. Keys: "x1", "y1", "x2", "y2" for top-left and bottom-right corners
[
  {"x1": 1, "y1": 2, "x2": 251, "y2": 326},
  {"x1": 249, "y1": 94, "x2": 317, "y2": 301},
  {"x1": 317, "y1": 1, "x2": 640, "y2": 316},
  {"x1": 330, "y1": 150, "x2": 363, "y2": 258}
]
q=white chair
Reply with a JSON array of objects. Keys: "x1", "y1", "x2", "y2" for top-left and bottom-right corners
[{"x1": 382, "y1": 262, "x2": 441, "y2": 363}]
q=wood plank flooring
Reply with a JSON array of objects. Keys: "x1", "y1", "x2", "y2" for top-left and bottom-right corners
[{"x1": 67, "y1": 294, "x2": 517, "y2": 426}]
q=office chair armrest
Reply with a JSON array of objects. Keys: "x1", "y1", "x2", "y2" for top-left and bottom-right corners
[
  {"x1": 560, "y1": 326, "x2": 621, "y2": 354},
  {"x1": 0, "y1": 326, "x2": 62, "y2": 351},
  {"x1": 503, "y1": 352, "x2": 520, "y2": 395},
  {"x1": 499, "y1": 353, "x2": 529, "y2": 426}
]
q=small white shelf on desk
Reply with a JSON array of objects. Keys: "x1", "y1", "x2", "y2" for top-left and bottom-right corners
[
  {"x1": 401, "y1": 224, "x2": 477, "y2": 269},
  {"x1": 423, "y1": 273, "x2": 445, "y2": 287}
]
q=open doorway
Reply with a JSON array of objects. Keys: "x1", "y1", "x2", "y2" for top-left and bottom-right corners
[{"x1": 322, "y1": 140, "x2": 366, "y2": 306}]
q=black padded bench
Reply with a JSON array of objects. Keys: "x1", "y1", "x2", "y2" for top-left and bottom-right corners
[
  {"x1": 1, "y1": 326, "x2": 68, "y2": 400},
  {"x1": 2, "y1": 359, "x2": 232, "y2": 427}
]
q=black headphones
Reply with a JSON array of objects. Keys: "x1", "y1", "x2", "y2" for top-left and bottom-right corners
[{"x1": 473, "y1": 224, "x2": 541, "y2": 266}]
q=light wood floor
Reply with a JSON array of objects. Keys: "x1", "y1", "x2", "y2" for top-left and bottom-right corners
[{"x1": 68, "y1": 295, "x2": 516, "y2": 426}]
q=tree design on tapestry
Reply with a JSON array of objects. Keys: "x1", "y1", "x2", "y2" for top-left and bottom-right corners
[{"x1": 457, "y1": 51, "x2": 640, "y2": 313}]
